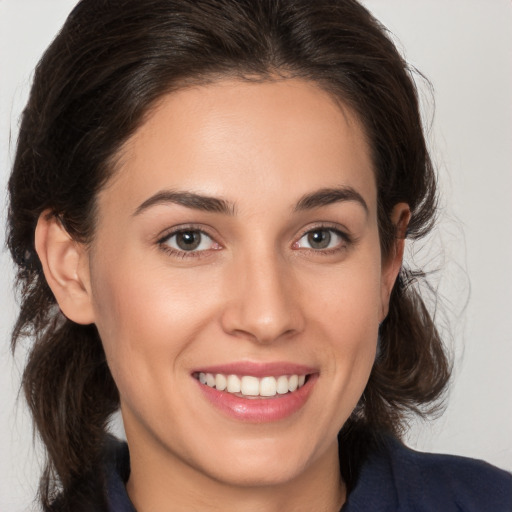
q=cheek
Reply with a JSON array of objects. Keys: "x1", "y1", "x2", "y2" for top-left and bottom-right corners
[
  {"x1": 89, "y1": 254, "x2": 219, "y2": 382},
  {"x1": 314, "y1": 250, "x2": 382, "y2": 391},
  {"x1": 310, "y1": 248, "x2": 383, "y2": 334}
]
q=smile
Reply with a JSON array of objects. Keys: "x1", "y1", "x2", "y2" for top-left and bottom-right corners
[
  {"x1": 195, "y1": 372, "x2": 307, "y2": 398},
  {"x1": 192, "y1": 362, "x2": 318, "y2": 422}
]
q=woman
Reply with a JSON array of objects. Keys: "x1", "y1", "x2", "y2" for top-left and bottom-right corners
[{"x1": 5, "y1": 0, "x2": 511, "y2": 511}]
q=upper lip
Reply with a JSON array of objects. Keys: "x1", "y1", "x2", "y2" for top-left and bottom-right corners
[{"x1": 191, "y1": 361, "x2": 318, "y2": 378}]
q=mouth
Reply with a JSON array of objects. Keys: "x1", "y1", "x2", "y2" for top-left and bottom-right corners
[
  {"x1": 191, "y1": 363, "x2": 318, "y2": 422},
  {"x1": 193, "y1": 372, "x2": 309, "y2": 399}
]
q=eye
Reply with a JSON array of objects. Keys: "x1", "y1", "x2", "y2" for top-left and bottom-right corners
[
  {"x1": 295, "y1": 227, "x2": 347, "y2": 251},
  {"x1": 161, "y1": 229, "x2": 218, "y2": 253}
]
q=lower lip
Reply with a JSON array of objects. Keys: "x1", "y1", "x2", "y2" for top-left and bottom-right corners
[{"x1": 195, "y1": 375, "x2": 318, "y2": 423}]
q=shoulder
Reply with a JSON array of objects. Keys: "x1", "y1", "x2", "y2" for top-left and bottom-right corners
[
  {"x1": 387, "y1": 437, "x2": 512, "y2": 511},
  {"x1": 103, "y1": 435, "x2": 136, "y2": 512},
  {"x1": 343, "y1": 435, "x2": 512, "y2": 512}
]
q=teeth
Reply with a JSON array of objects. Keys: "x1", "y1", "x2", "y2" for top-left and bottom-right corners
[
  {"x1": 215, "y1": 373, "x2": 227, "y2": 391},
  {"x1": 197, "y1": 372, "x2": 308, "y2": 397},
  {"x1": 276, "y1": 375, "x2": 289, "y2": 394},
  {"x1": 288, "y1": 374, "x2": 299, "y2": 392},
  {"x1": 227, "y1": 374, "x2": 241, "y2": 393},
  {"x1": 205, "y1": 373, "x2": 216, "y2": 387},
  {"x1": 260, "y1": 376, "x2": 277, "y2": 397},
  {"x1": 241, "y1": 376, "x2": 260, "y2": 396}
]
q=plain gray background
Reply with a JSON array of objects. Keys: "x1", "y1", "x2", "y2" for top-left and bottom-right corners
[{"x1": 1, "y1": 1, "x2": 511, "y2": 510}]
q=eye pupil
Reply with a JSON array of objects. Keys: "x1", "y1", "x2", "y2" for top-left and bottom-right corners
[
  {"x1": 308, "y1": 230, "x2": 331, "y2": 249},
  {"x1": 176, "y1": 231, "x2": 201, "y2": 251}
]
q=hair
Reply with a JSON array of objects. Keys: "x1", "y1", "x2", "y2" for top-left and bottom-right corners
[{"x1": 7, "y1": 0, "x2": 451, "y2": 509}]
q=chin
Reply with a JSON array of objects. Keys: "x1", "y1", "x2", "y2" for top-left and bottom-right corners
[
  {"x1": 185, "y1": 429, "x2": 336, "y2": 489},
  {"x1": 204, "y1": 455, "x2": 308, "y2": 488}
]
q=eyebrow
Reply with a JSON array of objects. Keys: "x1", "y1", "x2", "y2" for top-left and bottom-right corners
[
  {"x1": 133, "y1": 190, "x2": 236, "y2": 216},
  {"x1": 294, "y1": 187, "x2": 368, "y2": 214},
  {"x1": 133, "y1": 185, "x2": 368, "y2": 217}
]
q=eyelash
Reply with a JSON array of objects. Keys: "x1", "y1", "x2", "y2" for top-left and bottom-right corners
[
  {"x1": 294, "y1": 225, "x2": 352, "y2": 255},
  {"x1": 157, "y1": 224, "x2": 352, "y2": 259},
  {"x1": 157, "y1": 225, "x2": 220, "y2": 259}
]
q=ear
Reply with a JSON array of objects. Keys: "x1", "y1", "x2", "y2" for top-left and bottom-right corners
[
  {"x1": 35, "y1": 211, "x2": 95, "y2": 325},
  {"x1": 379, "y1": 203, "x2": 410, "y2": 322}
]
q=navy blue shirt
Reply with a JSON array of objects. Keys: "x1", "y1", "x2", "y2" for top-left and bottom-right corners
[
  {"x1": 104, "y1": 436, "x2": 512, "y2": 511},
  {"x1": 341, "y1": 436, "x2": 512, "y2": 511}
]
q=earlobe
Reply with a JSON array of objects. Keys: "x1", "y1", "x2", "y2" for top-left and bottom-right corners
[
  {"x1": 379, "y1": 203, "x2": 411, "y2": 321},
  {"x1": 35, "y1": 211, "x2": 95, "y2": 325}
]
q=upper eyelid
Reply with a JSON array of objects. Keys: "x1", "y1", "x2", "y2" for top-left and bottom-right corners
[
  {"x1": 297, "y1": 229, "x2": 347, "y2": 245},
  {"x1": 163, "y1": 230, "x2": 214, "y2": 244},
  {"x1": 296, "y1": 223, "x2": 352, "y2": 241},
  {"x1": 156, "y1": 224, "x2": 219, "y2": 244},
  {"x1": 157, "y1": 228, "x2": 219, "y2": 258}
]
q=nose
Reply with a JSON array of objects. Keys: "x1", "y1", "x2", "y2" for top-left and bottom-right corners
[{"x1": 220, "y1": 250, "x2": 305, "y2": 344}]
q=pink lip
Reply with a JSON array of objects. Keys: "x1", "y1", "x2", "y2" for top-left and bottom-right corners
[
  {"x1": 192, "y1": 361, "x2": 318, "y2": 378},
  {"x1": 192, "y1": 362, "x2": 318, "y2": 423}
]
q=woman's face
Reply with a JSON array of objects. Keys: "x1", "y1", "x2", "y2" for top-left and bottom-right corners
[{"x1": 84, "y1": 79, "x2": 403, "y2": 488}]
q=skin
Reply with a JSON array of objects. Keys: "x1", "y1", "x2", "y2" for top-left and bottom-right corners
[{"x1": 35, "y1": 78, "x2": 409, "y2": 512}]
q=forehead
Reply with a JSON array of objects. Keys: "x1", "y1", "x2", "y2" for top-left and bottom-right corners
[{"x1": 100, "y1": 78, "x2": 376, "y2": 216}]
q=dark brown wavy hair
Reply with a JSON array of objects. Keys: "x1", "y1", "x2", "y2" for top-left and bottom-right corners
[{"x1": 7, "y1": 0, "x2": 450, "y2": 509}]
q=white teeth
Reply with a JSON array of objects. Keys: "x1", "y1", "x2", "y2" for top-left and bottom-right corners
[
  {"x1": 227, "y1": 374, "x2": 241, "y2": 393},
  {"x1": 259, "y1": 376, "x2": 277, "y2": 397},
  {"x1": 241, "y1": 376, "x2": 260, "y2": 396},
  {"x1": 215, "y1": 373, "x2": 227, "y2": 391},
  {"x1": 276, "y1": 375, "x2": 289, "y2": 394},
  {"x1": 197, "y1": 372, "x2": 308, "y2": 397},
  {"x1": 205, "y1": 373, "x2": 216, "y2": 387}
]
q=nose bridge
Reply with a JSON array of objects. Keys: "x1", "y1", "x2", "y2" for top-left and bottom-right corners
[{"x1": 221, "y1": 244, "x2": 303, "y2": 343}]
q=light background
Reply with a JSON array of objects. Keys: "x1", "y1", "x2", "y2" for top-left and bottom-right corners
[{"x1": 1, "y1": 1, "x2": 511, "y2": 510}]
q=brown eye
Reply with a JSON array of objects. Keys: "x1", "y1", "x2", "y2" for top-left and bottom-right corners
[
  {"x1": 295, "y1": 227, "x2": 347, "y2": 251},
  {"x1": 175, "y1": 231, "x2": 202, "y2": 251},
  {"x1": 162, "y1": 229, "x2": 216, "y2": 253},
  {"x1": 307, "y1": 230, "x2": 332, "y2": 249}
]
